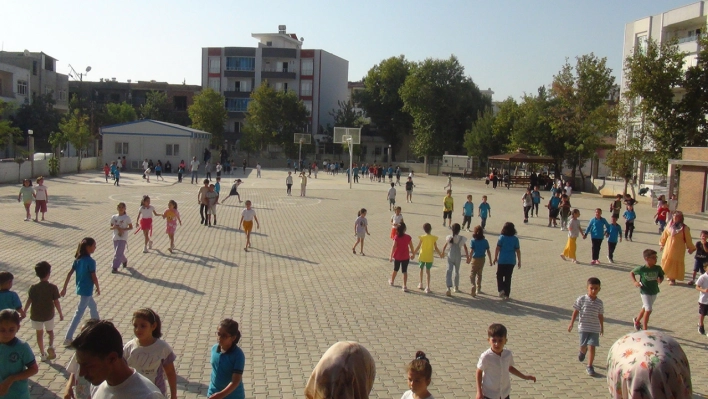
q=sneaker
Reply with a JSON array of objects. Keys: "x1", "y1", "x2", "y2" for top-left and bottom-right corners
[
  {"x1": 402, "y1": 287, "x2": 409, "y2": 292},
  {"x1": 425, "y1": 287, "x2": 431, "y2": 294},
  {"x1": 586, "y1": 366, "x2": 595, "y2": 376},
  {"x1": 607, "y1": 256, "x2": 614, "y2": 264},
  {"x1": 445, "y1": 288, "x2": 452, "y2": 297},
  {"x1": 388, "y1": 279, "x2": 393, "y2": 286},
  {"x1": 148, "y1": 240, "x2": 153, "y2": 249},
  {"x1": 111, "y1": 268, "x2": 118, "y2": 274},
  {"x1": 633, "y1": 317, "x2": 641, "y2": 331},
  {"x1": 40, "y1": 353, "x2": 48, "y2": 362},
  {"x1": 63, "y1": 338, "x2": 73, "y2": 347},
  {"x1": 143, "y1": 247, "x2": 148, "y2": 253},
  {"x1": 47, "y1": 347, "x2": 56, "y2": 360},
  {"x1": 454, "y1": 286, "x2": 459, "y2": 293},
  {"x1": 418, "y1": 283, "x2": 423, "y2": 290},
  {"x1": 578, "y1": 351, "x2": 586, "y2": 362},
  {"x1": 499, "y1": 291, "x2": 505, "y2": 298},
  {"x1": 699, "y1": 324, "x2": 705, "y2": 335},
  {"x1": 688, "y1": 280, "x2": 695, "y2": 286}
]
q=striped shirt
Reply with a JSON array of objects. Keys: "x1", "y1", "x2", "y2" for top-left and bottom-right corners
[{"x1": 573, "y1": 294, "x2": 604, "y2": 333}]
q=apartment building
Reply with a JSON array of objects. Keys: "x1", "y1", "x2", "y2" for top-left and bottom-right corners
[
  {"x1": 201, "y1": 25, "x2": 349, "y2": 143},
  {"x1": 0, "y1": 51, "x2": 69, "y2": 111}
]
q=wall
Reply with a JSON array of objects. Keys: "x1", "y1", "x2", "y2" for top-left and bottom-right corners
[
  {"x1": 678, "y1": 166, "x2": 706, "y2": 214},
  {"x1": 103, "y1": 134, "x2": 196, "y2": 170},
  {"x1": 0, "y1": 157, "x2": 98, "y2": 184},
  {"x1": 317, "y1": 50, "x2": 349, "y2": 129}
]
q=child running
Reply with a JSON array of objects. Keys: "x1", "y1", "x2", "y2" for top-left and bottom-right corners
[
  {"x1": 568, "y1": 277, "x2": 604, "y2": 376},
  {"x1": 387, "y1": 183, "x2": 397, "y2": 211},
  {"x1": 390, "y1": 207, "x2": 405, "y2": 240},
  {"x1": 239, "y1": 200, "x2": 260, "y2": 251},
  {"x1": 104, "y1": 163, "x2": 110, "y2": 182},
  {"x1": 401, "y1": 351, "x2": 434, "y2": 399},
  {"x1": 462, "y1": 195, "x2": 474, "y2": 232},
  {"x1": 163, "y1": 200, "x2": 182, "y2": 252},
  {"x1": 136, "y1": 195, "x2": 161, "y2": 253},
  {"x1": 623, "y1": 204, "x2": 636, "y2": 242},
  {"x1": 478, "y1": 196, "x2": 491, "y2": 231},
  {"x1": 689, "y1": 230, "x2": 708, "y2": 286},
  {"x1": 208, "y1": 319, "x2": 246, "y2": 399},
  {"x1": 583, "y1": 208, "x2": 610, "y2": 265},
  {"x1": 468, "y1": 226, "x2": 492, "y2": 297},
  {"x1": 23, "y1": 261, "x2": 63, "y2": 362},
  {"x1": 560, "y1": 209, "x2": 583, "y2": 263},
  {"x1": 442, "y1": 223, "x2": 469, "y2": 297},
  {"x1": 124, "y1": 308, "x2": 178, "y2": 399},
  {"x1": 443, "y1": 189, "x2": 454, "y2": 228},
  {"x1": 476, "y1": 323, "x2": 536, "y2": 399},
  {"x1": 0, "y1": 309, "x2": 39, "y2": 399},
  {"x1": 630, "y1": 249, "x2": 665, "y2": 331},
  {"x1": 353, "y1": 208, "x2": 370, "y2": 256},
  {"x1": 389, "y1": 223, "x2": 415, "y2": 292},
  {"x1": 33, "y1": 176, "x2": 48, "y2": 222},
  {"x1": 17, "y1": 179, "x2": 33, "y2": 221},
  {"x1": 110, "y1": 202, "x2": 132, "y2": 273},
  {"x1": 223, "y1": 179, "x2": 243, "y2": 203},
  {"x1": 414, "y1": 223, "x2": 442, "y2": 294},
  {"x1": 606, "y1": 216, "x2": 622, "y2": 264},
  {"x1": 695, "y1": 264, "x2": 708, "y2": 335},
  {"x1": 61, "y1": 237, "x2": 100, "y2": 346}
]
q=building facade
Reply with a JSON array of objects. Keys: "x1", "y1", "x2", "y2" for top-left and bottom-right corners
[
  {"x1": 201, "y1": 25, "x2": 349, "y2": 144},
  {"x1": 0, "y1": 51, "x2": 69, "y2": 111}
]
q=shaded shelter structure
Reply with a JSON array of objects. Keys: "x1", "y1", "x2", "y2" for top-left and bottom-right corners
[{"x1": 487, "y1": 150, "x2": 558, "y2": 189}]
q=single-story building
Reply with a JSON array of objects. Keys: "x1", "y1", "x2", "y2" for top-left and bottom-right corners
[
  {"x1": 668, "y1": 147, "x2": 708, "y2": 214},
  {"x1": 100, "y1": 120, "x2": 211, "y2": 170}
]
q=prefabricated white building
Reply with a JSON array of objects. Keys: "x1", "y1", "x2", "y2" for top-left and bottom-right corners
[{"x1": 100, "y1": 120, "x2": 212, "y2": 170}]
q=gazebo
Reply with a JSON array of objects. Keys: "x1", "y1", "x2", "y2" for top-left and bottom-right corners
[{"x1": 487, "y1": 149, "x2": 557, "y2": 188}]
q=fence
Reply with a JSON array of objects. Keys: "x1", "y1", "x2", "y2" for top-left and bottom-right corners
[{"x1": 0, "y1": 157, "x2": 99, "y2": 184}]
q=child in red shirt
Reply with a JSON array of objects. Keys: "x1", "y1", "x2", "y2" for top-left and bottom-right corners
[{"x1": 655, "y1": 203, "x2": 669, "y2": 234}]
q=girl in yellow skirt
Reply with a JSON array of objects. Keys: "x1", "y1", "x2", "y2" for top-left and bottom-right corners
[{"x1": 561, "y1": 209, "x2": 583, "y2": 263}]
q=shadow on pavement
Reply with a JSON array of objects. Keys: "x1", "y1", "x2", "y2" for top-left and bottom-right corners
[
  {"x1": 250, "y1": 248, "x2": 319, "y2": 264},
  {"x1": 176, "y1": 251, "x2": 239, "y2": 268},
  {"x1": 41, "y1": 221, "x2": 82, "y2": 230},
  {"x1": 0, "y1": 228, "x2": 61, "y2": 247},
  {"x1": 177, "y1": 375, "x2": 210, "y2": 397},
  {"x1": 127, "y1": 268, "x2": 205, "y2": 295},
  {"x1": 29, "y1": 380, "x2": 61, "y2": 399}
]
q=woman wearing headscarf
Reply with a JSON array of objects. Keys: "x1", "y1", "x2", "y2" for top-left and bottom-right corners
[
  {"x1": 659, "y1": 211, "x2": 696, "y2": 285},
  {"x1": 304, "y1": 341, "x2": 376, "y2": 399}
]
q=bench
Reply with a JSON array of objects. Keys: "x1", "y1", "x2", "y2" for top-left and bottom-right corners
[{"x1": 507, "y1": 176, "x2": 531, "y2": 189}]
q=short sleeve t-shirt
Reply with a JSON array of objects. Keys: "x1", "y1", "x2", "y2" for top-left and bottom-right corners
[
  {"x1": 110, "y1": 214, "x2": 132, "y2": 241},
  {"x1": 391, "y1": 214, "x2": 403, "y2": 226},
  {"x1": 405, "y1": 181, "x2": 413, "y2": 191},
  {"x1": 0, "y1": 291, "x2": 22, "y2": 312},
  {"x1": 190, "y1": 160, "x2": 199, "y2": 171},
  {"x1": 573, "y1": 294, "x2": 604, "y2": 333},
  {"x1": 695, "y1": 242, "x2": 708, "y2": 263},
  {"x1": 124, "y1": 338, "x2": 177, "y2": 395},
  {"x1": 73, "y1": 256, "x2": 96, "y2": 297},
  {"x1": 443, "y1": 196, "x2": 454, "y2": 212},
  {"x1": 393, "y1": 234, "x2": 412, "y2": 260},
  {"x1": 91, "y1": 369, "x2": 165, "y2": 399},
  {"x1": 27, "y1": 281, "x2": 60, "y2": 322},
  {"x1": 696, "y1": 273, "x2": 708, "y2": 304},
  {"x1": 657, "y1": 207, "x2": 669, "y2": 221},
  {"x1": 0, "y1": 338, "x2": 36, "y2": 399},
  {"x1": 208, "y1": 344, "x2": 245, "y2": 399},
  {"x1": 477, "y1": 348, "x2": 514, "y2": 399},
  {"x1": 479, "y1": 203, "x2": 491, "y2": 218},
  {"x1": 139, "y1": 206, "x2": 156, "y2": 219},
  {"x1": 34, "y1": 184, "x2": 48, "y2": 201},
  {"x1": 355, "y1": 216, "x2": 368, "y2": 235},
  {"x1": 388, "y1": 187, "x2": 396, "y2": 200},
  {"x1": 418, "y1": 234, "x2": 438, "y2": 263},
  {"x1": 470, "y1": 238, "x2": 490, "y2": 259},
  {"x1": 401, "y1": 390, "x2": 434, "y2": 399},
  {"x1": 632, "y1": 265, "x2": 665, "y2": 295},
  {"x1": 19, "y1": 186, "x2": 33, "y2": 203},
  {"x1": 205, "y1": 191, "x2": 218, "y2": 207},
  {"x1": 463, "y1": 202, "x2": 474, "y2": 216},
  {"x1": 241, "y1": 209, "x2": 256, "y2": 222},
  {"x1": 496, "y1": 235, "x2": 520, "y2": 265}
]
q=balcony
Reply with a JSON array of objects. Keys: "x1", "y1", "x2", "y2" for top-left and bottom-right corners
[
  {"x1": 224, "y1": 70, "x2": 255, "y2": 78},
  {"x1": 223, "y1": 90, "x2": 252, "y2": 98},
  {"x1": 261, "y1": 65, "x2": 296, "y2": 80}
]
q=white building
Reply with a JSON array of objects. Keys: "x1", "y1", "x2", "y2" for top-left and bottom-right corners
[
  {"x1": 0, "y1": 51, "x2": 69, "y2": 111},
  {"x1": 100, "y1": 120, "x2": 211, "y2": 170}
]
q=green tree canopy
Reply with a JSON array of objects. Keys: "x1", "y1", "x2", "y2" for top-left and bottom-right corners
[
  {"x1": 330, "y1": 100, "x2": 365, "y2": 128},
  {"x1": 104, "y1": 102, "x2": 137, "y2": 126},
  {"x1": 139, "y1": 90, "x2": 171, "y2": 121},
  {"x1": 188, "y1": 88, "x2": 227, "y2": 145},
  {"x1": 463, "y1": 109, "x2": 498, "y2": 161},
  {"x1": 11, "y1": 93, "x2": 62, "y2": 152},
  {"x1": 58, "y1": 109, "x2": 93, "y2": 171}
]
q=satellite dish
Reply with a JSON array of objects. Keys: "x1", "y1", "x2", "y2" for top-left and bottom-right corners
[
  {"x1": 23, "y1": 49, "x2": 30, "y2": 56},
  {"x1": 85, "y1": 66, "x2": 92, "y2": 73},
  {"x1": 300, "y1": 37, "x2": 304, "y2": 42}
]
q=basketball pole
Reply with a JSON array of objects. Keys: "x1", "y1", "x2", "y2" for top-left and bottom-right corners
[
  {"x1": 299, "y1": 139, "x2": 303, "y2": 172},
  {"x1": 348, "y1": 138, "x2": 353, "y2": 189}
]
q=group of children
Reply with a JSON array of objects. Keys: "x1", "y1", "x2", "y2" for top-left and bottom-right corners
[{"x1": 16, "y1": 176, "x2": 49, "y2": 222}]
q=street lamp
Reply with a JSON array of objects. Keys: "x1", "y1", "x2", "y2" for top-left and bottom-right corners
[
  {"x1": 28, "y1": 130, "x2": 34, "y2": 178},
  {"x1": 388, "y1": 144, "x2": 392, "y2": 163},
  {"x1": 68, "y1": 65, "x2": 91, "y2": 109}
]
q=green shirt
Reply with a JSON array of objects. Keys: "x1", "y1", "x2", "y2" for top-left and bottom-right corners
[
  {"x1": 632, "y1": 265, "x2": 665, "y2": 295},
  {"x1": 443, "y1": 196, "x2": 454, "y2": 212}
]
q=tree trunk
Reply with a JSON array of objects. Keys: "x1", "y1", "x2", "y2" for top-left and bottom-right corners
[
  {"x1": 578, "y1": 162, "x2": 586, "y2": 192},
  {"x1": 623, "y1": 179, "x2": 629, "y2": 196}
]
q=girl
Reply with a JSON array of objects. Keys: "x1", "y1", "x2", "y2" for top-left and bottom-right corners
[
  {"x1": 124, "y1": 308, "x2": 178, "y2": 399},
  {"x1": 353, "y1": 208, "x2": 370, "y2": 256},
  {"x1": 389, "y1": 223, "x2": 415, "y2": 292},
  {"x1": 222, "y1": 179, "x2": 243, "y2": 203},
  {"x1": 163, "y1": 200, "x2": 182, "y2": 252},
  {"x1": 17, "y1": 179, "x2": 33, "y2": 221},
  {"x1": 559, "y1": 194, "x2": 572, "y2": 231},
  {"x1": 111, "y1": 202, "x2": 133, "y2": 273},
  {"x1": 493, "y1": 222, "x2": 521, "y2": 300},
  {"x1": 531, "y1": 186, "x2": 543, "y2": 217},
  {"x1": 208, "y1": 319, "x2": 246, "y2": 399},
  {"x1": 60, "y1": 237, "x2": 100, "y2": 345},
  {"x1": 103, "y1": 163, "x2": 110, "y2": 182},
  {"x1": 155, "y1": 161, "x2": 163, "y2": 181},
  {"x1": 390, "y1": 206, "x2": 404, "y2": 240},
  {"x1": 521, "y1": 188, "x2": 533, "y2": 223},
  {"x1": 64, "y1": 319, "x2": 99, "y2": 399},
  {"x1": 402, "y1": 351, "x2": 434, "y2": 399},
  {"x1": 468, "y1": 225, "x2": 492, "y2": 297},
  {"x1": 442, "y1": 223, "x2": 469, "y2": 297},
  {"x1": 560, "y1": 209, "x2": 582, "y2": 263},
  {"x1": 136, "y1": 195, "x2": 161, "y2": 253},
  {"x1": 33, "y1": 176, "x2": 48, "y2": 222},
  {"x1": 689, "y1": 230, "x2": 708, "y2": 285}
]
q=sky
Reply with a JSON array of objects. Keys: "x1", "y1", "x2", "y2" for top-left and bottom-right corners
[{"x1": 1, "y1": 0, "x2": 696, "y2": 101}]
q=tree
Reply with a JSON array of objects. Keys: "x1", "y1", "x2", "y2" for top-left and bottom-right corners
[
  {"x1": 0, "y1": 100, "x2": 22, "y2": 149},
  {"x1": 679, "y1": 30, "x2": 708, "y2": 151},
  {"x1": 58, "y1": 109, "x2": 92, "y2": 172},
  {"x1": 330, "y1": 100, "x2": 365, "y2": 128},
  {"x1": 605, "y1": 100, "x2": 648, "y2": 194},
  {"x1": 11, "y1": 93, "x2": 62, "y2": 152},
  {"x1": 140, "y1": 91, "x2": 171, "y2": 121},
  {"x1": 104, "y1": 102, "x2": 137, "y2": 126},
  {"x1": 188, "y1": 88, "x2": 228, "y2": 145},
  {"x1": 463, "y1": 109, "x2": 497, "y2": 162}
]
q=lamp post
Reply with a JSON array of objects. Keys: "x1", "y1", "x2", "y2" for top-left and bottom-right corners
[
  {"x1": 68, "y1": 64, "x2": 91, "y2": 110},
  {"x1": 388, "y1": 144, "x2": 391, "y2": 164},
  {"x1": 28, "y1": 130, "x2": 34, "y2": 178}
]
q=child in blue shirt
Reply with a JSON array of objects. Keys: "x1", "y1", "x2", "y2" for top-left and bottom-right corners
[
  {"x1": 531, "y1": 186, "x2": 544, "y2": 217},
  {"x1": 0, "y1": 309, "x2": 38, "y2": 399},
  {"x1": 623, "y1": 204, "x2": 636, "y2": 241},
  {"x1": 462, "y1": 195, "x2": 474, "y2": 232},
  {"x1": 606, "y1": 216, "x2": 623, "y2": 264},
  {"x1": 209, "y1": 319, "x2": 245, "y2": 399},
  {"x1": 583, "y1": 209, "x2": 610, "y2": 265},
  {"x1": 60, "y1": 238, "x2": 100, "y2": 346},
  {"x1": 478, "y1": 196, "x2": 491, "y2": 231},
  {"x1": 0, "y1": 272, "x2": 25, "y2": 319}
]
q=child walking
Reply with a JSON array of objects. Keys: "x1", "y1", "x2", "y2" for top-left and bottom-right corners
[
  {"x1": 0, "y1": 271, "x2": 25, "y2": 318},
  {"x1": 114, "y1": 166, "x2": 121, "y2": 186},
  {"x1": 124, "y1": 308, "x2": 178, "y2": 399},
  {"x1": 695, "y1": 264, "x2": 708, "y2": 335},
  {"x1": 559, "y1": 194, "x2": 572, "y2": 231},
  {"x1": 583, "y1": 208, "x2": 610, "y2": 265},
  {"x1": 387, "y1": 183, "x2": 397, "y2": 211},
  {"x1": 476, "y1": 323, "x2": 536, "y2": 399},
  {"x1": 689, "y1": 230, "x2": 708, "y2": 285},
  {"x1": 414, "y1": 223, "x2": 442, "y2": 294},
  {"x1": 468, "y1": 226, "x2": 492, "y2": 297},
  {"x1": 353, "y1": 208, "x2": 370, "y2": 255},
  {"x1": 630, "y1": 249, "x2": 665, "y2": 331},
  {"x1": 136, "y1": 195, "x2": 161, "y2": 253},
  {"x1": 23, "y1": 261, "x2": 63, "y2": 362},
  {"x1": 286, "y1": 172, "x2": 293, "y2": 196},
  {"x1": 205, "y1": 184, "x2": 219, "y2": 226},
  {"x1": 0, "y1": 309, "x2": 39, "y2": 399},
  {"x1": 405, "y1": 176, "x2": 414, "y2": 203},
  {"x1": 110, "y1": 202, "x2": 132, "y2": 273},
  {"x1": 655, "y1": 202, "x2": 669, "y2": 234},
  {"x1": 442, "y1": 190, "x2": 454, "y2": 228},
  {"x1": 623, "y1": 204, "x2": 636, "y2": 241},
  {"x1": 239, "y1": 200, "x2": 260, "y2": 251},
  {"x1": 521, "y1": 188, "x2": 533, "y2": 223},
  {"x1": 442, "y1": 223, "x2": 469, "y2": 297},
  {"x1": 478, "y1": 196, "x2": 491, "y2": 231},
  {"x1": 18, "y1": 179, "x2": 33, "y2": 221},
  {"x1": 494, "y1": 222, "x2": 521, "y2": 300},
  {"x1": 33, "y1": 176, "x2": 48, "y2": 222},
  {"x1": 462, "y1": 195, "x2": 474, "y2": 232},
  {"x1": 610, "y1": 194, "x2": 622, "y2": 220},
  {"x1": 401, "y1": 351, "x2": 434, "y2": 399},
  {"x1": 606, "y1": 216, "x2": 622, "y2": 264},
  {"x1": 390, "y1": 206, "x2": 405, "y2": 240},
  {"x1": 568, "y1": 277, "x2": 604, "y2": 376},
  {"x1": 560, "y1": 209, "x2": 582, "y2": 263},
  {"x1": 61, "y1": 237, "x2": 101, "y2": 346},
  {"x1": 531, "y1": 186, "x2": 543, "y2": 217},
  {"x1": 208, "y1": 319, "x2": 246, "y2": 399},
  {"x1": 104, "y1": 163, "x2": 111, "y2": 182},
  {"x1": 390, "y1": 223, "x2": 415, "y2": 292},
  {"x1": 163, "y1": 200, "x2": 182, "y2": 252}
]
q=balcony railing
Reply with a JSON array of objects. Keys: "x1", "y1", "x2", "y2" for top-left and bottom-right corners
[
  {"x1": 262, "y1": 66, "x2": 297, "y2": 73},
  {"x1": 677, "y1": 34, "x2": 703, "y2": 44},
  {"x1": 225, "y1": 66, "x2": 255, "y2": 71}
]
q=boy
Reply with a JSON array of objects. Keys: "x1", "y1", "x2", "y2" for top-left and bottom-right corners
[
  {"x1": 215, "y1": 177, "x2": 221, "y2": 195},
  {"x1": 462, "y1": 195, "x2": 474, "y2": 232},
  {"x1": 443, "y1": 189, "x2": 454, "y2": 228},
  {"x1": 443, "y1": 174, "x2": 452, "y2": 191},
  {"x1": 405, "y1": 177, "x2": 414, "y2": 203},
  {"x1": 583, "y1": 208, "x2": 610, "y2": 265},
  {"x1": 623, "y1": 204, "x2": 636, "y2": 242},
  {"x1": 239, "y1": 200, "x2": 260, "y2": 252},
  {"x1": 695, "y1": 258, "x2": 708, "y2": 334},
  {"x1": 476, "y1": 323, "x2": 536, "y2": 399},
  {"x1": 690, "y1": 231, "x2": 708, "y2": 285},
  {"x1": 531, "y1": 186, "x2": 543, "y2": 217},
  {"x1": 568, "y1": 277, "x2": 604, "y2": 376},
  {"x1": 33, "y1": 176, "x2": 48, "y2": 222},
  {"x1": 205, "y1": 184, "x2": 219, "y2": 226},
  {"x1": 0, "y1": 310, "x2": 39, "y2": 399},
  {"x1": 414, "y1": 223, "x2": 442, "y2": 294},
  {"x1": 655, "y1": 202, "x2": 669, "y2": 234},
  {"x1": 606, "y1": 216, "x2": 622, "y2": 264},
  {"x1": 387, "y1": 183, "x2": 397, "y2": 211},
  {"x1": 256, "y1": 162, "x2": 262, "y2": 178},
  {"x1": 110, "y1": 202, "x2": 133, "y2": 272},
  {"x1": 630, "y1": 249, "x2": 665, "y2": 331},
  {"x1": 478, "y1": 196, "x2": 492, "y2": 231},
  {"x1": 610, "y1": 194, "x2": 622, "y2": 220},
  {"x1": 0, "y1": 272, "x2": 25, "y2": 319},
  {"x1": 113, "y1": 166, "x2": 121, "y2": 187},
  {"x1": 23, "y1": 261, "x2": 63, "y2": 361},
  {"x1": 547, "y1": 191, "x2": 561, "y2": 227}
]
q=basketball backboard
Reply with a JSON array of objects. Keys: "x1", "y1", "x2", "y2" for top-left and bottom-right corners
[
  {"x1": 333, "y1": 127, "x2": 361, "y2": 145},
  {"x1": 293, "y1": 133, "x2": 311, "y2": 144}
]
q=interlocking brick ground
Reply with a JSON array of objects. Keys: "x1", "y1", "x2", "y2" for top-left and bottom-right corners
[{"x1": 1, "y1": 169, "x2": 706, "y2": 398}]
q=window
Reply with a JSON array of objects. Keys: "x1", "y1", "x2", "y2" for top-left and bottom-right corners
[
  {"x1": 209, "y1": 77, "x2": 220, "y2": 92},
  {"x1": 233, "y1": 80, "x2": 252, "y2": 92},
  {"x1": 17, "y1": 80, "x2": 28, "y2": 95},
  {"x1": 32, "y1": 61, "x2": 37, "y2": 76},
  {"x1": 300, "y1": 80, "x2": 312, "y2": 96},
  {"x1": 301, "y1": 59, "x2": 314, "y2": 75},
  {"x1": 59, "y1": 90, "x2": 67, "y2": 101},
  {"x1": 174, "y1": 96, "x2": 187, "y2": 111},
  {"x1": 225, "y1": 57, "x2": 255, "y2": 71},
  {"x1": 166, "y1": 144, "x2": 180, "y2": 156},
  {"x1": 234, "y1": 121, "x2": 241, "y2": 133},
  {"x1": 208, "y1": 57, "x2": 221, "y2": 73},
  {"x1": 115, "y1": 142, "x2": 129, "y2": 155},
  {"x1": 226, "y1": 98, "x2": 251, "y2": 112},
  {"x1": 303, "y1": 100, "x2": 312, "y2": 115},
  {"x1": 636, "y1": 34, "x2": 648, "y2": 53},
  {"x1": 45, "y1": 86, "x2": 52, "y2": 95},
  {"x1": 266, "y1": 41, "x2": 272, "y2": 47}
]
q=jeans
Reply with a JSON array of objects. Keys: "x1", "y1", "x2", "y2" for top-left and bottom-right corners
[
  {"x1": 481, "y1": 217, "x2": 487, "y2": 230},
  {"x1": 608, "y1": 241, "x2": 617, "y2": 261},
  {"x1": 446, "y1": 258, "x2": 461, "y2": 288},
  {"x1": 591, "y1": 238, "x2": 603, "y2": 261},
  {"x1": 625, "y1": 222, "x2": 634, "y2": 239},
  {"x1": 200, "y1": 204, "x2": 208, "y2": 223},
  {"x1": 462, "y1": 215, "x2": 472, "y2": 230},
  {"x1": 523, "y1": 206, "x2": 531, "y2": 220},
  {"x1": 496, "y1": 264, "x2": 515, "y2": 297},
  {"x1": 65, "y1": 295, "x2": 99, "y2": 340},
  {"x1": 533, "y1": 203, "x2": 539, "y2": 216},
  {"x1": 191, "y1": 171, "x2": 198, "y2": 183}
]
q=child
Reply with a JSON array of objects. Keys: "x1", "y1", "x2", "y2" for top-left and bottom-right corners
[
  {"x1": 352, "y1": 208, "x2": 370, "y2": 256},
  {"x1": 177, "y1": 163, "x2": 185, "y2": 183},
  {"x1": 655, "y1": 202, "x2": 669, "y2": 234},
  {"x1": 610, "y1": 194, "x2": 622, "y2": 220},
  {"x1": 63, "y1": 319, "x2": 98, "y2": 399},
  {"x1": 124, "y1": 308, "x2": 178, "y2": 399},
  {"x1": 547, "y1": 191, "x2": 561, "y2": 227},
  {"x1": 468, "y1": 226, "x2": 492, "y2": 297},
  {"x1": 695, "y1": 263, "x2": 708, "y2": 335},
  {"x1": 531, "y1": 186, "x2": 543, "y2": 217},
  {"x1": 521, "y1": 188, "x2": 533, "y2": 223},
  {"x1": 154, "y1": 162, "x2": 163, "y2": 181},
  {"x1": 144, "y1": 165, "x2": 151, "y2": 183},
  {"x1": 163, "y1": 200, "x2": 182, "y2": 252},
  {"x1": 655, "y1": 195, "x2": 666, "y2": 225},
  {"x1": 215, "y1": 176, "x2": 221, "y2": 195},
  {"x1": 23, "y1": 261, "x2": 63, "y2": 362},
  {"x1": 256, "y1": 162, "x2": 262, "y2": 178},
  {"x1": 17, "y1": 179, "x2": 33, "y2": 221},
  {"x1": 33, "y1": 176, "x2": 48, "y2": 222},
  {"x1": 390, "y1": 206, "x2": 404, "y2": 240},
  {"x1": 0, "y1": 271, "x2": 25, "y2": 319},
  {"x1": 402, "y1": 351, "x2": 433, "y2": 399},
  {"x1": 583, "y1": 208, "x2": 610, "y2": 265},
  {"x1": 216, "y1": 162, "x2": 222, "y2": 179},
  {"x1": 559, "y1": 194, "x2": 572, "y2": 231},
  {"x1": 494, "y1": 222, "x2": 521, "y2": 300},
  {"x1": 478, "y1": 196, "x2": 491, "y2": 231},
  {"x1": 564, "y1": 181, "x2": 573, "y2": 197},
  {"x1": 206, "y1": 184, "x2": 219, "y2": 226},
  {"x1": 223, "y1": 179, "x2": 243, "y2": 203},
  {"x1": 630, "y1": 249, "x2": 665, "y2": 331},
  {"x1": 405, "y1": 176, "x2": 414, "y2": 203},
  {"x1": 443, "y1": 174, "x2": 452, "y2": 191},
  {"x1": 414, "y1": 223, "x2": 442, "y2": 294},
  {"x1": 462, "y1": 195, "x2": 474, "y2": 232},
  {"x1": 476, "y1": 323, "x2": 536, "y2": 399},
  {"x1": 606, "y1": 216, "x2": 623, "y2": 264},
  {"x1": 443, "y1": 189, "x2": 454, "y2": 228},
  {"x1": 286, "y1": 172, "x2": 293, "y2": 196},
  {"x1": 110, "y1": 202, "x2": 132, "y2": 273},
  {"x1": 560, "y1": 209, "x2": 583, "y2": 263},
  {"x1": 390, "y1": 223, "x2": 415, "y2": 292},
  {"x1": 61, "y1": 237, "x2": 100, "y2": 346},
  {"x1": 114, "y1": 165, "x2": 121, "y2": 186},
  {"x1": 667, "y1": 194, "x2": 678, "y2": 221},
  {"x1": 689, "y1": 231, "x2": 708, "y2": 286},
  {"x1": 568, "y1": 277, "x2": 604, "y2": 376},
  {"x1": 208, "y1": 319, "x2": 246, "y2": 399},
  {"x1": 103, "y1": 163, "x2": 110, "y2": 182},
  {"x1": 623, "y1": 204, "x2": 636, "y2": 241},
  {"x1": 442, "y1": 223, "x2": 469, "y2": 297},
  {"x1": 0, "y1": 309, "x2": 38, "y2": 399},
  {"x1": 387, "y1": 183, "x2": 397, "y2": 211},
  {"x1": 136, "y1": 195, "x2": 161, "y2": 253},
  {"x1": 239, "y1": 200, "x2": 260, "y2": 251}
]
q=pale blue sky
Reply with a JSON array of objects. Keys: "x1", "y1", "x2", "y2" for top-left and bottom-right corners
[{"x1": 1, "y1": 0, "x2": 693, "y2": 100}]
